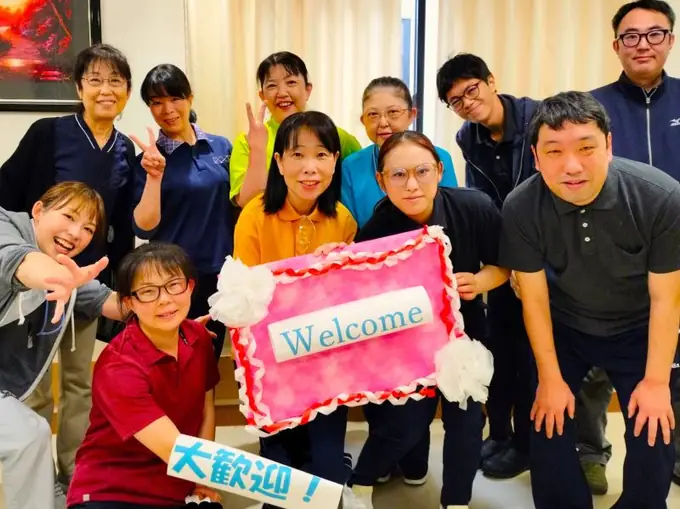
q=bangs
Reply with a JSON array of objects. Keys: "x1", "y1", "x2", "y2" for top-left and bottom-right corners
[
  {"x1": 133, "y1": 258, "x2": 188, "y2": 287},
  {"x1": 58, "y1": 197, "x2": 99, "y2": 224},
  {"x1": 87, "y1": 57, "x2": 125, "y2": 78},
  {"x1": 266, "y1": 62, "x2": 304, "y2": 82},
  {"x1": 283, "y1": 124, "x2": 338, "y2": 155},
  {"x1": 143, "y1": 81, "x2": 188, "y2": 101},
  {"x1": 140, "y1": 64, "x2": 193, "y2": 104}
]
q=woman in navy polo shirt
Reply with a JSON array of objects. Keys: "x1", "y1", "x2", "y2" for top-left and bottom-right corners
[
  {"x1": 344, "y1": 131, "x2": 508, "y2": 509},
  {"x1": 132, "y1": 64, "x2": 233, "y2": 358},
  {"x1": 0, "y1": 43, "x2": 136, "y2": 493}
]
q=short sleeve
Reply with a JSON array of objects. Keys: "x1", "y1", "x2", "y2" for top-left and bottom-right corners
[
  {"x1": 499, "y1": 198, "x2": 544, "y2": 272},
  {"x1": 92, "y1": 358, "x2": 166, "y2": 441},
  {"x1": 338, "y1": 128, "x2": 362, "y2": 159},
  {"x1": 203, "y1": 333, "x2": 221, "y2": 391},
  {"x1": 131, "y1": 158, "x2": 158, "y2": 240},
  {"x1": 233, "y1": 199, "x2": 263, "y2": 267},
  {"x1": 74, "y1": 281, "x2": 112, "y2": 320},
  {"x1": 229, "y1": 133, "x2": 250, "y2": 202},
  {"x1": 649, "y1": 187, "x2": 680, "y2": 273},
  {"x1": 340, "y1": 159, "x2": 359, "y2": 222},
  {"x1": 474, "y1": 193, "x2": 502, "y2": 266}
]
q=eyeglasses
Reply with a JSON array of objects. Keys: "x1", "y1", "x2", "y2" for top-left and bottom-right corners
[
  {"x1": 82, "y1": 75, "x2": 128, "y2": 88},
  {"x1": 295, "y1": 216, "x2": 316, "y2": 256},
  {"x1": 363, "y1": 108, "x2": 409, "y2": 124},
  {"x1": 131, "y1": 278, "x2": 189, "y2": 303},
  {"x1": 618, "y1": 29, "x2": 671, "y2": 48},
  {"x1": 382, "y1": 163, "x2": 439, "y2": 187},
  {"x1": 446, "y1": 82, "x2": 481, "y2": 111}
]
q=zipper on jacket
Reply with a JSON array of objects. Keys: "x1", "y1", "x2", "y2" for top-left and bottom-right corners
[
  {"x1": 644, "y1": 88, "x2": 657, "y2": 166},
  {"x1": 469, "y1": 160, "x2": 502, "y2": 204}
]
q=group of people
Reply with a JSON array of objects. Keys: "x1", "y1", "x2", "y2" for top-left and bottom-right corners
[{"x1": 0, "y1": 0, "x2": 679, "y2": 508}]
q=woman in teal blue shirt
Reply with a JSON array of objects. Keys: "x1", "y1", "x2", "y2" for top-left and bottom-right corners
[{"x1": 341, "y1": 77, "x2": 457, "y2": 227}]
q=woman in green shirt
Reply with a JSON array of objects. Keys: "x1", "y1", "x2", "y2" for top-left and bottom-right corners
[{"x1": 230, "y1": 51, "x2": 361, "y2": 208}]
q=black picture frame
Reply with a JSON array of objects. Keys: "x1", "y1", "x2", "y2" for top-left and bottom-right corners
[{"x1": 0, "y1": 0, "x2": 101, "y2": 112}]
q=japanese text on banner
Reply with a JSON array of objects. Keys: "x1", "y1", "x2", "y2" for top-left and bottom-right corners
[{"x1": 167, "y1": 434, "x2": 343, "y2": 508}]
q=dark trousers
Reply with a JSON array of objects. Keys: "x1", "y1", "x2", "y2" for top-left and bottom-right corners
[
  {"x1": 350, "y1": 392, "x2": 483, "y2": 507},
  {"x1": 485, "y1": 283, "x2": 533, "y2": 452},
  {"x1": 530, "y1": 321, "x2": 675, "y2": 509},
  {"x1": 361, "y1": 403, "x2": 431, "y2": 480},
  {"x1": 261, "y1": 407, "x2": 349, "y2": 509},
  {"x1": 189, "y1": 273, "x2": 226, "y2": 359}
]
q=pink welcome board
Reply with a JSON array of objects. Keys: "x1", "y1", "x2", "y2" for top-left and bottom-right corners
[{"x1": 209, "y1": 226, "x2": 493, "y2": 435}]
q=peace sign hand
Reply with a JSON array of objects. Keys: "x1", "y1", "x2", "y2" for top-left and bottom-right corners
[
  {"x1": 130, "y1": 127, "x2": 166, "y2": 181},
  {"x1": 246, "y1": 102, "x2": 269, "y2": 151}
]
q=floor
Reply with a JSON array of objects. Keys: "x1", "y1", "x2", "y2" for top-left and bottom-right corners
[
  {"x1": 212, "y1": 415, "x2": 680, "y2": 509},
  {"x1": 3, "y1": 413, "x2": 674, "y2": 509}
]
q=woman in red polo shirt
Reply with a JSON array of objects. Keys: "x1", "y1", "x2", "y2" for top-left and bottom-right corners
[{"x1": 67, "y1": 243, "x2": 222, "y2": 509}]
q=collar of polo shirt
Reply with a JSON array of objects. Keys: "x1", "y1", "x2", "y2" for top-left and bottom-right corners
[
  {"x1": 276, "y1": 197, "x2": 326, "y2": 223},
  {"x1": 550, "y1": 165, "x2": 619, "y2": 214},
  {"x1": 157, "y1": 124, "x2": 210, "y2": 155}
]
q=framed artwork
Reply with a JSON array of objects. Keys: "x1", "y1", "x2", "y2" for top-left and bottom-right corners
[{"x1": 0, "y1": 0, "x2": 101, "y2": 112}]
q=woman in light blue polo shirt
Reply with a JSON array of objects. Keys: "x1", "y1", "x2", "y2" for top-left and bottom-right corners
[
  {"x1": 131, "y1": 64, "x2": 234, "y2": 358},
  {"x1": 341, "y1": 77, "x2": 457, "y2": 228}
]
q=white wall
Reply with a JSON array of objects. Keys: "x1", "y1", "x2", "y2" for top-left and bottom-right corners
[{"x1": 0, "y1": 0, "x2": 187, "y2": 164}]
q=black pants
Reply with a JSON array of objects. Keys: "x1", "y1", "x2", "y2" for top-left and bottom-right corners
[
  {"x1": 350, "y1": 392, "x2": 483, "y2": 507},
  {"x1": 485, "y1": 283, "x2": 533, "y2": 452},
  {"x1": 530, "y1": 321, "x2": 675, "y2": 509},
  {"x1": 189, "y1": 272, "x2": 226, "y2": 360},
  {"x1": 261, "y1": 407, "x2": 349, "y2": 509}
]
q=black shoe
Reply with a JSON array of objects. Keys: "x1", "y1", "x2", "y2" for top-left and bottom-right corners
[
  {"x1": 482, "y1": 446, "x2": 529, "y2": 479},
  {"x1": 480, "y1": 438, "x2": 511, "y2": 462}
]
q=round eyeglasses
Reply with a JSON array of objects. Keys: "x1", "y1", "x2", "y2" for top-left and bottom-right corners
[
  {"x1": 447, "y1": 82, "x2": 481, "y2": 111},
  {"x1": 382, "y1": 163, "x2": 439, "y2": 187}
]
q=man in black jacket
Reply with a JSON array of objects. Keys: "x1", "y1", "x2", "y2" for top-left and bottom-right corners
[
  {"x1": 436, "y1": 52, "x2": 539, "y2": 479},
  {"x1": 577, "y1": 0, "x2": 680, "y2": 493}
]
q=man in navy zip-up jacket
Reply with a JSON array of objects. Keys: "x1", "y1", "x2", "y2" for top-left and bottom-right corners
[
  {"x1": 437, "y1": 53, "x2": 539, "y2": 480},
  {"x1": 578, "y1": 0, "x2": 680, "y2": 493}
]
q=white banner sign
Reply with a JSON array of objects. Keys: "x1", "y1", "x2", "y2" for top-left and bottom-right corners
[
  {"x1": 267, "y1": 286, "x2": 433, "y2": 363},
  {"x1": 167, "y1": 435, "x2": 343, "y2": 508}
]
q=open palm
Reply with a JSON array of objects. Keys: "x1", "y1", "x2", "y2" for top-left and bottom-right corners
[{"x1": 44, "y1": 255, "x2": 109, "y2": 323}]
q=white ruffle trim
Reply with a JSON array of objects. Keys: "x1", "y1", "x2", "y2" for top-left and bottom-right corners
[
  {"x1": 435, "y1": 337, "x2": 494, "y2": 410},
  {"x1": 208, "y1": 256, "x2": 276, "y2": 328}
]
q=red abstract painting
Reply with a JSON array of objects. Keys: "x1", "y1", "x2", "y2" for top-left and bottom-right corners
[{"x1": 0, "y1": 0, "x2": 100, "y2": 111}]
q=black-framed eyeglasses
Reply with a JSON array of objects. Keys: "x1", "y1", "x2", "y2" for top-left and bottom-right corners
[
  {"x1": 618, "y1": 29, "x2": 671, "y2": 48},
  {"x1": 446, "y1": 81, "x2": 481, "y2": 111},
  {"x1": 132, "y1": 278, "x2": 189, "y2": 303},
  {"x1": 82, "y1": 75, "x2": 128, "y2": 88}
]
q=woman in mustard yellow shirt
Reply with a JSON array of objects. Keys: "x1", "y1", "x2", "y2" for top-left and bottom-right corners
[{"x1": 233, "y1": 110, "x2": 357, "y2": 509}]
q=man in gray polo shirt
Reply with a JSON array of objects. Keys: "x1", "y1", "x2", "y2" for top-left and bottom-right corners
[{"x1": 500, "y1": 91, "x2": 680, "y2": 509}]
